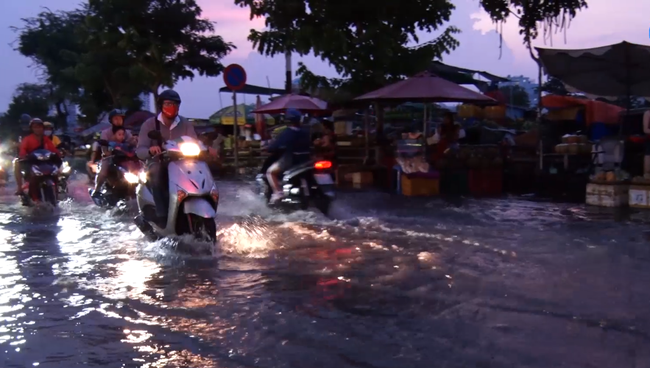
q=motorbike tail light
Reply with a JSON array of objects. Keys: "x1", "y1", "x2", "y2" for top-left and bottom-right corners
[
  {"x1": 314, "y1": 160, "x2": 332, "y2": 170},
  {"x1": 210, "y1": 187, "x2": 219, "y2": 205},
  {"x1": 177, "y1": 189, "x2": 188, "y2": 203}
]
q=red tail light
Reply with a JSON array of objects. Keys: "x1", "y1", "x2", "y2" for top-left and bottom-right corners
[{"x1": 314, "y1": 160, "x2": 332, "y2": 169}]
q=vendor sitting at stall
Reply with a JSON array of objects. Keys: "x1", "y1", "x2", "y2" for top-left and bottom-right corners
[
  {"x1": 430, "y1": 112, "x2": 464, "y2": 158},
  {"x1": 313, "y1": 119, "x2": 337, "y2": 164}
]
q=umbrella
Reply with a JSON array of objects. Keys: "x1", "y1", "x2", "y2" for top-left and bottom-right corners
[
  {"x1": 252, "y1": 94, "x2": 328, "y2": 114},
  {"x1": 354, "y1": 71, "x2": 496, "y2": 104},
  {"x1": 536, "y1": 41, "x2": 650, "y2": 99}
]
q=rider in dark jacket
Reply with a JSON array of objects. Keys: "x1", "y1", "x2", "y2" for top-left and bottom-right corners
[{"x1": 266, "y1": 108, "x2": 311, "y2": 203}]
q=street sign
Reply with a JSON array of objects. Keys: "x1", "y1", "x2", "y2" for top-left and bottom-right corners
[{"x1": 223, "y1": 64, "x2": 247, "y2": 91}]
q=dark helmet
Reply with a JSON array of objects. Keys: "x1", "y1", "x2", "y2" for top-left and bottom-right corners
[
  {"x1": 20, "y1": 114, "x2": 32, "y2": 124},
  {"x1": 157, "y1": 89, "x2": 181, "y2": 108},
  {"x1": 284, "y1": 108, "x2": 302, "y2": 124},
  {"x1": 108, "y1": 109, "x2": 125, "y2": 124}
]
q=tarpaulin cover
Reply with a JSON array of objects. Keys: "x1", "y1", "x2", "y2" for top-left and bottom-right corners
[
  {"x1": 536, "y1": 41, "x2": 650, "y2": 99},
  {"x1": 541, "y1": 95, "x2": 623, "y2": 125}
]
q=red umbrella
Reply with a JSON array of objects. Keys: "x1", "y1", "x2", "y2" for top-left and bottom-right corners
[
  {"x1": 354, "y1": 71, "x2": 496, "y2": 103},
  {"x1": 252, "y1": 94, "x2": 328, "y2": 114}
]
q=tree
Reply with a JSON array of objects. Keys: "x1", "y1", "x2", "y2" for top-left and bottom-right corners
[
  {"x1": 499, "y1": 85, "x2": 531, "y2": 107},
  {"x1": 14, "y1": 8, "x2": 124, "y2": 123},
  {"x1": 235, "y1": 0, "x2": 460, "y2": 97},
  {"x1": 0, "y1": 83, "x2": 55, "y2": 138},
  {"x1": 478, "y1": 0, "x2": 589, "y2": 111},
  {"x1": 14, "y1": 9, "x2": 86, "y2": 121},
  {"x1": 86, "y1": 0, "x2": 235, "y2": 103}
]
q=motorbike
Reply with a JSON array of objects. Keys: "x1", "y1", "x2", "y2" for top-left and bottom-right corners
[
  {"x1": 18, "y1": 149, "x2": 62, "y2": 206},
  {"x1": 255, "y1": 152, "x2": 335, "y2": 215},
  {"x1": 89, "y1": 140, "x2": 144, "y2": 207},
  {"x1": 56, "y1": 146, "x2": 73, "y2": 195},
  {"x1": 134, "y1": 131, "x2": 219, "y2": 242},
  {"x1": 57, "y1": 161, "x2": 72, "y2": 195}
]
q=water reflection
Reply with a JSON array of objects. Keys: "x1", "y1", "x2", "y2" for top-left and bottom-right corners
[{"x1": 1, "y1": 214, "x2": 65, "y2": 367}]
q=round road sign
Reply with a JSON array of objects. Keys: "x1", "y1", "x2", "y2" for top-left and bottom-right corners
[{"x1": 223, "y1": 64, "x2": 247, "y2": 91}]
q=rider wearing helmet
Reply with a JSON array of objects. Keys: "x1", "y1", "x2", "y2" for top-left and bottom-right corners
[
  {"x1": 89, "y1": 109, "x2": 135, "y2": 201},
  {"x1": 136, "y1": 90, "x2": 214, "y2": 224},
  {"x1": 266, "y1": 108, "x2": 311, "y2": 203},
  {"x1": 43, "y1": 122, "x2": 62, "y2": 147},
  {"x1": 14, "y1": 118, "x2": 60, "y2": 195}
]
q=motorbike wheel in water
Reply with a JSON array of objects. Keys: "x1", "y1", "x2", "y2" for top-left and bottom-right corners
[
  {"x1": 30, "y1": 180, "x2": 57, "y2": 206},
  {"x1": 42, "y1": 185, "x2": 57, "y2": 206},
  {"x1": 186, "y1": 214, "x2": 217, "y2": 242}
]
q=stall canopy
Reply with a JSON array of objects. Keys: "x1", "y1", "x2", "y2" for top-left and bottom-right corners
[
  {"x1": 541, "y1": 95, "x2": 623, "y2": 125},
  {"x1": 536, "y1": 41, "x2": 650, "y2": 100},
  {"x1": 355, "y1": 71, "x2": 496, "y2": 104},
  {"x1": 429, "y1": 61, "x2": 510, "y2": 91},
  {"x1": 253, "y1": 94, "x2": 328, "y2": 114},
  {"x1": 219, "y1": 83, "x2": 285, "y2": 95},
  {"x1": 209, "y1": 104, "x2": 274, "y2": 125}
]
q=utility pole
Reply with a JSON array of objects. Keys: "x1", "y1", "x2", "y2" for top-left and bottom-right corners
[{"x1": 285, "y1": 50, "x2": 292, "y2": 94}]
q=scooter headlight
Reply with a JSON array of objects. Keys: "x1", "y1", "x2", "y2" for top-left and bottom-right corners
[
  {"x1": 124, "y1": 172, "x2": 139, "y2": 184},
  {"x1": 179, "y1": 142, "x2": 200, "y2": 156},
  {"x1": 138, "y1": 171, "x2": 147, "y2": 183},
  {"x1": 62, "y1": 162, "x2": 71, "y2": 174}
]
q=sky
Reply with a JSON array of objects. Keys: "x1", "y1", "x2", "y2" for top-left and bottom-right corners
[{"x1": 1, "y1": 0, "x2": 649, "y2": 118}]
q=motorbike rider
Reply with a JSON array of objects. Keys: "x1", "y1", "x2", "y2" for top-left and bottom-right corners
[
  {"x1": 136, "y1": 89, "x2": 216, "y2": 225},
  {"x1": 266, "y1": 108, "x2": 311, "y2": 203},
  {"x1": 88, "y1": 109, "x2": 132, "y2": 179},
  {"x1": 14, "y1": 118, "x2": 61, "y2": 196},
  {"x1": 90, "y1": 125, "x2": 131, "y2": 201},
  {"x1": 43, "y1": 122, "x2": 62, "y2": 148}
]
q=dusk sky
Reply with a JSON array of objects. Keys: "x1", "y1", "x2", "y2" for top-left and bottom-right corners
[{"x1": 1, "y1": 0, "x2": 648, "y2": 118}]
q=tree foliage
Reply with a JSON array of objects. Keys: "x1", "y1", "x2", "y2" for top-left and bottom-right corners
[
  {"x1": 499, "y1": 85, "x2": 531, "y2": 108},
  {"x1": 13, "y1": 0, "x2": 233, "y2": 124},
  {"x1": 478, "y1": 0, "x2": 589, "y2": 49},
  {"x1": 0, "y1": 83, "x2": 61, "y2": 138},
  {"x1": 87, "y1": 0, "x2": 235, "y2": 102},
  {"x1": 235, "y1": 0, "x2": 460, "y2": 97}
]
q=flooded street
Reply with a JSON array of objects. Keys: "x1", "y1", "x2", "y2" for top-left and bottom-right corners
[{"x1": 1, "y1": 174, "x2": 649, "y2": 368}]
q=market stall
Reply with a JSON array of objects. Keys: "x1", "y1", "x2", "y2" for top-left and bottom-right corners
[
  {"x1": 536, "y1": 95, "x2": 623, "y2": 201},
  {"x1": 353, "y1": 71, "x2": 498, "y2": 196}
]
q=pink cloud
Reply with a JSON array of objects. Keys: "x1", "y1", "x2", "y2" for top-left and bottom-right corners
[
  {"x1": 198, "y1": 0, "x2": 266, "y2": 58},
  {"x1": 470, "y1": 0, "x2": 650, "y2": 75}
]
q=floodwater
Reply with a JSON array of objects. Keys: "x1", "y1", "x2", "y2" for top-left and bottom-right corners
[{"x1": 1, "y1": 173, "x2": 649, "y2": 368}]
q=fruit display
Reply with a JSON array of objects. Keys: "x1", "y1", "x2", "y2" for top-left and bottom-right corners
[
  {"x1": 397, "y1": 156, "x2": 430, "y2": 174},
  {"x1": 561, "y1": 134, "x2": 588, "y2": 144},
  {"x1": 631, "y1": 174, "x2": 650, "y2": 185},
  {"x1": 590, "y1": 169, "x2": 630, "y2": 183},
  {"x1": 449, "y1": 145, "x2": 503, "y2": 169},
  {"x1": 554, "y1": 142, "x2": 592, "y2": 155}
]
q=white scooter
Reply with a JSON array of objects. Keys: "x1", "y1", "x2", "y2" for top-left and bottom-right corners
[{"x1": 134, "y1": 131, "x2": 219, "y2": 243}]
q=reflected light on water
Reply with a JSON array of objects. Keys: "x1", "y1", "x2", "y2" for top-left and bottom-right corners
[
  {"x1": 91, "y1": 259, "x2": 161, "y2": 302},
  {"x1": 218, "y1": 223, "x2": 273, "y2": 257}
]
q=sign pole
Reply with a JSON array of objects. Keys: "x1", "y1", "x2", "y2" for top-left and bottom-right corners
[
  {"x1": 232, "y1": 91, "x2": 238, "y2": 175},
  {"x1": 222, "y1": 63, "x2": 247, "y2": 177}
]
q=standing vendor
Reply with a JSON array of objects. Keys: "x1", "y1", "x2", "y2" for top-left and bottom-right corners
[
  {"x1": 434, "y1": 112, "x2": 462, "y2": 158},
  {"x1": 643, "y1": 110, "x2": 650, "y2": 175}
]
